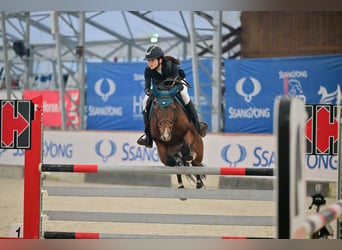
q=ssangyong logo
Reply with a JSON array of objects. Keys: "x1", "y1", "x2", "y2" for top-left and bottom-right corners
[
  {"x1": 221, "y1": 144, "x2": 247, "y2": 166},
  {"x1": 95, "y1": 139, "x2": 116, "y2": 162},
  {"x1": 94, "y1": 78, "x2": 116, "y2": 102},
  {"x1": 235, "y1": 77, "x2": 261, "y2": 102},
  {"x1": 229, "y1": 77, "x2": 270, "y2": 119}
]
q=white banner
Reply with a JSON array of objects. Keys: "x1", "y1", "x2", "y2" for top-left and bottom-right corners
[{"x1": 0, "y1": 131, "x2": 337, "y2": 182}]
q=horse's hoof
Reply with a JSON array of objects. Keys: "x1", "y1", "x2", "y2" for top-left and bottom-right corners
[
  {"x1": 178, "y1": 185, "x2": 187, "y2": 201},
  {"x1": 196, "y1": 182, "x2": 205, "y2": 189}
]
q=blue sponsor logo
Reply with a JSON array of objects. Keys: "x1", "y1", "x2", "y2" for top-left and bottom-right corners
[
  {"x1": 235, "y1": 77, "x2": 261, "y2": 102},
  {"x1": 94, "y1": 78, "x2": 116, "y2": 102},
  {"x1": 253, "y1": 147, "x2": 275, "y2": 167},
  {"x1": 221, "y1": 144, "x2": 247, "y2": 166},
  {"x1": 122, "y1": 143, "x2": 159, "y2": 162},
  {"x1": 306, "y1": 155, "x2": 337, "y2": 170},
  {"x1": 44, "y1": 140, "x2": 73, "y2": 158},
  {"x1": 95, "y1": 139, "x2": 116, "y2": 163},
  {"x1": 252, "y1": 147, "x2": 337, "y2": 170},
  {"x1": 229, "y1": 77, "x2": 271, "y2": 120}
]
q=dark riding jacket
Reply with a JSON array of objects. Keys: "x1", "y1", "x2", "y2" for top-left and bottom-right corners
[{"x1": 144, "y1": 56, "x2": 185, "y2": 94}]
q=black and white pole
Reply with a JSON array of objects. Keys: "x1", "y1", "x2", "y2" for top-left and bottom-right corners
[{"x1": 275, "y1": 97, "x2": 307, "y2": 239}]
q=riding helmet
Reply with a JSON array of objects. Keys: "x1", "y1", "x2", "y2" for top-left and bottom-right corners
[{"x1": 144, "y1": 45, "x2": 164, "y2": 60}]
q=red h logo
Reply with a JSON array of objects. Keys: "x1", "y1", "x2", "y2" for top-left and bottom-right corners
[
  {"x1": 0, "y1": 100, "x2": 32, "y2": 149},
  {"x1": 305, "y1": 104, "x2": 339, "y2": 155}
]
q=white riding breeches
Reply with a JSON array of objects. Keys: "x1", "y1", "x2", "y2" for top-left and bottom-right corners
[
  {"x1": 142, "y1": 82, "x2": 191, "y2": 111},
  {"x1": 180, "y1": 84, "x2": 191, "y2": 105}
]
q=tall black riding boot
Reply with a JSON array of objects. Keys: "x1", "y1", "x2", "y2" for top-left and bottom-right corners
[
  {"x1": 137, "y1": 110, "x2": 153, "y2": 148},
  {"x1": 185, "y1": 101, "x2": 208, "y2": 137}
]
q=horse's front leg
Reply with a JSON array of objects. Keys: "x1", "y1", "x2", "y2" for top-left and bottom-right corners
[
  {"x1": 196, "y1": 175, "x2": 205, "y2": 189},
  {"x1": 177, "y1": 175, "x2": 184, "y2": 189},
  {"x1": 156, "y1": 143, "x2": 185, "y2": 190}
]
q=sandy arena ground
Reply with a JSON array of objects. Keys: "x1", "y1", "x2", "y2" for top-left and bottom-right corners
[{"x1": 0, "y1": 176, "x2": 338, "y2": 239}]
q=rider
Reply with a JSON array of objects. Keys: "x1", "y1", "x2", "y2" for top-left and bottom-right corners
[{"x1": 137, "y1": 45, "x2": 208, "y2": 148}]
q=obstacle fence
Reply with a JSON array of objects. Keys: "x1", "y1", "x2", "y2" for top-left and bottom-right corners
[
  {"x1": 1, "y1": 96, "x2": 342, "y2": 239},
  {"x1": 39, "y1": 164, "x2": 274, "y2": 176},
  {"x1": 293, "y1": 200, "x2": 342, "y2": 238},
  {"x1": 39, "y1": 162, "x2": 276, "y2": 239},
  {"x1": 38, "y1": 162, "x2": 275, "y2": 238},
  {"x1": 42, "y1": 185, "x2": 274, "y2": 201},
  {"x1": 40, "y1": 165, "x2": 275, "y2": 239},
  {"x1": 43, "y1": 231, "x2": 273, "y2": 239},
  {"x1": 42, "y1": 210, "x2": 274, "y2": 226}
]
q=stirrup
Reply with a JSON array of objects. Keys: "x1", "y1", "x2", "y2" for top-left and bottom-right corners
[
  {"x1": 137, "y1": 134, "x2": 153, "y2": 148},
  {"x1": 199, "y1": 122, "x2": 208, "y2": 137}
]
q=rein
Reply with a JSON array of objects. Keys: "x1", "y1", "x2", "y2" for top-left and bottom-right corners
[{"x1": 158, "y1": 77, "x2": 191, "y2": 90}]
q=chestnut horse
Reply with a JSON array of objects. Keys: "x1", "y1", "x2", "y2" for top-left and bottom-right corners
[{"x1": 149, "y1": 78, "x2": 205, "y2": 190}]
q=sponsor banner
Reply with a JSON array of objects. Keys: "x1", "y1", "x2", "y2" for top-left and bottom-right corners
[
  {"x1": 23, "y1": 90, "x2": 80, "y2": 127},
  {"x1": 86, "y1": 62, "x2": 145, "y2": 131},
  {"x1": 0, "y1": 131, "x2": 337, "y2": 182},
  {"x1": 305, "y1": 104, "x2": 339, "y2": 155},
  {"x1": 0, "y1": 100, "x2": 32, "y2": 149},
  {"x1": 86, "y1": 59, "x2": 212, "y2": 131},
  {"x1": 224, "y1": 54, "x2": 342, "y2": 133}
]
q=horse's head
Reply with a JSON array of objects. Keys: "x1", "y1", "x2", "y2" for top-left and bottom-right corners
[
  {"x1": 152, "y1": 97, "x2": 177, "y2": 142},
  {"x1": 151, "y1": 79, "x2": 185, "y2": 141}
]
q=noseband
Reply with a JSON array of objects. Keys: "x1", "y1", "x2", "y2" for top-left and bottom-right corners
[{"x1": 158, "y1": 119, "x2": 174, "y2": 133}]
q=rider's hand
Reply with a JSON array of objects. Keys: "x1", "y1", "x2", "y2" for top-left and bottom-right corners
[{"x1": 145, "y1": 88, "x2": 152, "y2": 96}]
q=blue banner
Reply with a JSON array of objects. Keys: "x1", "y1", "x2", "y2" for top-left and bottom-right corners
[
  {"x1": 86, "y1": 59, "x2": 212, "y2": 131},
  {"x1": 86, "y1": 62, "x2": 146, "y2": 130},
  {"x1": 224, "y1": 54, "x2": 342, "y2": 133}
]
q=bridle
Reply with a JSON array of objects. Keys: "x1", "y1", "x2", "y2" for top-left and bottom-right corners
[
  {"x1": 152, "y1": 76, "x2": 190, "y2": 136},
  {"x1": 153, "y1": 98, "x2": 177, "y2": 134}
]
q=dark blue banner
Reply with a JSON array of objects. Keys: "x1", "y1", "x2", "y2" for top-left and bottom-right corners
[
  {"x1": 224, "y1": 54, "x2": 342, "y2": 133},
  {"x1": 86, "y1": 59, "x2": 212, "y2": 131}
]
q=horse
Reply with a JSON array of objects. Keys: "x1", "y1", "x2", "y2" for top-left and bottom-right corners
[{"x1": 149, "y1": 78, "x2": 205, "y2": 191}]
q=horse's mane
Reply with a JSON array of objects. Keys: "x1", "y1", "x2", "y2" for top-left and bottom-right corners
[{"x1": 164, "y1": 56, "x2": 181, "y2": 65}]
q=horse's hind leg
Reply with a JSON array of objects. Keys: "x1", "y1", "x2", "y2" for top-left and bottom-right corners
[{"x1": 194, "y1": 163, "x2": 205, "y2": 189}]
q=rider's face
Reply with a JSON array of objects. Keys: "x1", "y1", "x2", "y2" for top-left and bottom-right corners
[{"x1": 147, "y1": 58, "x2": 161, "y2": 70}]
